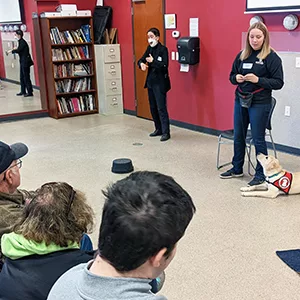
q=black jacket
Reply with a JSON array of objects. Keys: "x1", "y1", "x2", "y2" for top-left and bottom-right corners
[
  {"x1": 0, "y1": 249, "x2": 94, "y2": 300},
  {"x1": 138, "y1": 42, "x2": 171, "y2": 93},
  {"x1": 229, "y1": 49, "x2": 284, "y2": 104},
  {"x1": 12, "y1": 38, "x2": 34, "y2": 68}
]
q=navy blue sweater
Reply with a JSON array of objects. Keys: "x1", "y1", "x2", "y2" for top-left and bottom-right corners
[{"x1": 229, "y1": 49, "x2": 284, "y2": 104}]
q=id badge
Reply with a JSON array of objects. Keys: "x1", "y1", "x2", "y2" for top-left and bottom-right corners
[{"x1": 242, "y1": 63, "x2": 253, "y2": 69}]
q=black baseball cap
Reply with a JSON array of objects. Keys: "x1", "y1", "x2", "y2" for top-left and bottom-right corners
[{"x1": 0, "y1": 141, "x2": 28, "y2": 174}]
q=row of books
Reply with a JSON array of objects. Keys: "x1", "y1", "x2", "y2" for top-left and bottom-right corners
[
  {"x1": 52, "y1": 46, "x2": 90, "y2": 61},
  {"x1": 55, "y1": 78, "x2": 92, "y2": 94},
  {"x1": 50, "y1": 25, "x2": 91, "y2": 44},
  {"x1": 57, "y1": 94, "x2": 96, "y2": 114},
  {"x1": 54, "y1": 63, "x2": 93, "y2": 78}
]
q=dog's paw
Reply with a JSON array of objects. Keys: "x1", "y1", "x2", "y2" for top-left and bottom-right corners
[
  {"x1": 240, "y1": 186, "x2": 252, "y2": 192},
  {"x1": 241, "y1": 192, "x2": 250, "y2": 197}
]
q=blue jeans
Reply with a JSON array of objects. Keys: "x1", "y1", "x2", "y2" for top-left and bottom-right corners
[
  {"x1": 232, "y1": 99, "x2": 271, "y2": 180},
  {"x1": 80, "y1": 234, "x2": 93, "y2": 251}
]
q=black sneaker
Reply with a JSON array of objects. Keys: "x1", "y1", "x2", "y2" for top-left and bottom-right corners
[
  {"x1": 160, "y1": 134, "x2": 170, "y2": 142},
  {"x1": 24, "y1": 93, "x2": 33, "y2": 97},
  {"x1": 149, "y1": 129, "x2": 162, "y2": 137},
  {"x1": 220, "y1": 168, "x2": 243, "y2": 179},
  {"x1": 247, "y1": 178, "x2": 265, "y2": 186}
]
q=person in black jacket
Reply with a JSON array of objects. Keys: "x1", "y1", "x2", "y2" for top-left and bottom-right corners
[
  {"x1": 220, "y1": 22, "x2": 284, "y2": 187},
  {"x1": 0, "y1": 182, "x2": 95, "y2": 300},
  {"x1": 138, "y1": 28, "x2": 171, "y2": 142},
  {"x1": 6, "y1": 29, "x2": 34, "y2": 97}
]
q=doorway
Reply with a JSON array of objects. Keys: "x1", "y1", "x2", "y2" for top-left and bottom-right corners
[{"x1": 132, "y1": 0, "x2": 165, "y2": 119}]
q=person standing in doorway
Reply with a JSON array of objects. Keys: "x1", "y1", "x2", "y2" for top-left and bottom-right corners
[
  {"x1": 6, "y1": 29, "x2": 34, "y2": 97},
  {"x1": 138, "y1": 28, "x2": 171, "y2": 142},
  {"x1": 220, "y1": 22, "x2": 284, "y2": 187}
]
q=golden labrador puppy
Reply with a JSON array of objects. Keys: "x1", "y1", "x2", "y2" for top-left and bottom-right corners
[{"x1": 241, "y1": 154, "x2": 300, "y2": 199}]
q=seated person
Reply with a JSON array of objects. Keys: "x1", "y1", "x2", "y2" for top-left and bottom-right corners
[
  {"x1": 0, "y1": 182, "x2": 95, "y2": 300},
  {"x1": 0, "y1": 141, "x2": 32, "y2": 239},
  {"x1": 48, "y1": 171, "x2": 196, "y2": 300}
]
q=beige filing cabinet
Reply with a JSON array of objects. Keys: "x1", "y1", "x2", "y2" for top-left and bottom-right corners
[{"x1": 95, "y1": 44, "x2": 123, "y2": 115}]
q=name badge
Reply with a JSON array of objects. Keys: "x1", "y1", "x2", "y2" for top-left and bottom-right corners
[
  {"x1": 242, "y1": 63, "x2": 253, "y2": 69},
  {"x1": 157, "y1": 56, "x2": 162, "y2": 61}
]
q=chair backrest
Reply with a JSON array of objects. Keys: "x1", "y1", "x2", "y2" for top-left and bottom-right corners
[{"x1": 266, "y1": 97, "x2": 276, "y2": 131}]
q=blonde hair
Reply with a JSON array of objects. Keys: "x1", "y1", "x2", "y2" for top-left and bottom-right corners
[
  {"x1": 13, "y1": 182, "x2": 94, "y2": 247},
  {"x1": 240, "y1": 22, "x2": 271, "y2": 61}
]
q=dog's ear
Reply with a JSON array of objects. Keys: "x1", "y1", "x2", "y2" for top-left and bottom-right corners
[{"x1": 267, "y1": 159, "x2": 282, "y2": 173}]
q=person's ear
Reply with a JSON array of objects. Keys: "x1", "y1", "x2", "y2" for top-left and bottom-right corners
[
  {"x1": 149, "y1": 248, "x2": 167, "y2": 268},
  {"x1": 5, "y1": 169, "x2": 14, "y2": 185}
]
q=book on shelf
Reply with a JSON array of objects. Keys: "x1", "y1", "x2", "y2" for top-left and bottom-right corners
[
  {"x1": 55, "y1": 78, "x2": 92, "y2": 93},
  {"x1": 56, "y1": 94, "x2": 96, "y2": 114},
  {"x1": 52, "y1": 46, "x2": 90, "y2": 61},
  {"x1": 50, "y1": 26, "x2": 91, "y2": 45},
  {"x1": 53, "y1": 62, "x2": 93, "y2": 78}
]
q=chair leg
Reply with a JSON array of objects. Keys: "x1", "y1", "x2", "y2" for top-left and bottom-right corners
[
  {"x1": 269, "y1": 131, "x2": 277, "y2": 158},
  {"x1": 217, "y1": 135, "x2": 221, "y2": 169},
  {"x1": 217, "y1": 135, "x2": 232, "y2": 170},
  {"x1": 248, "y1": 139, "x2": 255, "y2": 176}
]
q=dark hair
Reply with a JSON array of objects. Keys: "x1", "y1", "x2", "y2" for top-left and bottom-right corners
[
  {"x1": 98, "y1": 171, "x2": 196, "y2": 272},
  {"x1": 15, "y1": 29, "x2": 23, "y2": 38},
  {"x1": 13, "y1": 182, "x2": 94, "y2": 247},
  {"x1": 148, "y1": 27, "x2": 160, "y2": 37}
]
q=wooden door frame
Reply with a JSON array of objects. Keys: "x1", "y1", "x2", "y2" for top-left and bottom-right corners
[{"x1": 131, "y1": 0, "x2": 166, "y2": 118}]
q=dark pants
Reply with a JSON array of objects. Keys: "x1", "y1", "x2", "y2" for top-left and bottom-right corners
[
  {"x1": 148, "y1": 85, "x2": 170, "y2": 135},
  {"x1": 20, "y1": 64, "x2": 33, "y2": 95},
  {"x1": 232, "y1": 100, "x2": 271, "y2": 180},
  {"x1": 80, "y1": 234, "x2": 93, "y2": 251}
]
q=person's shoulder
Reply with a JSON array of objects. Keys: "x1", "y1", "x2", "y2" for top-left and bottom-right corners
[
  {"x1": 159, "y1": 43, "x2": 168, "y2": 51},
  {"x1": 47, "y1": 263, "x2": 86, "y2": 299},
  {"x1": 267, "y1": 49, "x2": 282, "y2": 61}
]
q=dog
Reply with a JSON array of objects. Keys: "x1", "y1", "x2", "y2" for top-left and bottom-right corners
[{"x1": 241, "y1": 154, "x2": 300, "y2": 199}]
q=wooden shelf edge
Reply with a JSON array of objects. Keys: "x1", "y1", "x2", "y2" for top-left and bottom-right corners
[
  {"x1": 52, "y1": 59, "x2": 93, "y2": 63},
  {"x1": 56, "y1": 109, "x2": 98, "y2": 119},
  {"x1": 56, "y1": 90, "x2": 96, "y2": 96},
  {"x1": 51, "y1": 42, "x2": 92, "y2": 47},
  {"x1": 54, "y1": 74, "x2": 94, "y2": 80}
]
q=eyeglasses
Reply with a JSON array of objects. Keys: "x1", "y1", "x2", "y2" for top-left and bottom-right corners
[{"x1": 2, "y1": 159, "x2": 22, "y2": 181}]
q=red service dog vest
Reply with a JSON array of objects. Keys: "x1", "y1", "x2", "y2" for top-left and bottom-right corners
[{"x1": 269, "y1": 172, "x2": 293, "y2": 194}]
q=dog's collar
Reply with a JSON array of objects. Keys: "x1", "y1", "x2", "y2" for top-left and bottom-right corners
[{"x1": 266, "y1": 171, "x2": 282, "y2": 180}]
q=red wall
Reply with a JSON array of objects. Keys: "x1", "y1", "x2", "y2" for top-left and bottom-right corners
[{"x1": 104, "y1": 0, "x2": 300, "y2": 130}]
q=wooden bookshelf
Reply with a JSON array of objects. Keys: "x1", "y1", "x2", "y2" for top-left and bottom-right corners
[
  {"x1": 38, "y1": 16, "x2": 98, "y2": 119},
  {"x1": 51, "y1": 42, "x2": 93, "y2": 47},
  {"x1": 56, "y1": 90, "x2": 96, "y2": 96},
  {"x1": 54, "y1": 74, "x2": 95, "y2": 80},
  {"x1": 52, "y1": 59, "x2": 93, "y2": 63}
]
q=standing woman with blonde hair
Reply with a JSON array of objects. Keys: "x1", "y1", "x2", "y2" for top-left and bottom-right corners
[{"x1": 220, "y1": 22, "x2": 284, "y2": 186}]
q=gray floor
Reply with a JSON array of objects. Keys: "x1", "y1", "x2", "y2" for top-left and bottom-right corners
[
  {"x1": 0, "y1": 82, "x2": 42, "y2": 115},
  {"x1": 1, "y1": 114, "x2": 300, "y2": 300}
]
